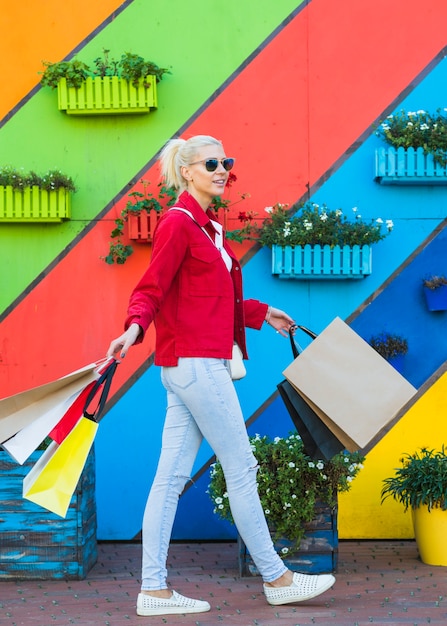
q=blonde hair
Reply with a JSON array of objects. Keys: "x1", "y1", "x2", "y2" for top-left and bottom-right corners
[{"x1": 159, "y1": 135, "x2": 223, "y2": 193}]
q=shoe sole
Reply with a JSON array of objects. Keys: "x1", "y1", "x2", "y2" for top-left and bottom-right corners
[
  {"x1": 265, "y1": 576, "x2": 335, "y2": 606},
  {"x1": 137, "y1": 605, "x2": 211, "y2": 616}
]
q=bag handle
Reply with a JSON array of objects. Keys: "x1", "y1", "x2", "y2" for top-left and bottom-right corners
[
  {"x1": 83, "y1": 359, "x2": 118, "y2": 422},
  {"x1": 289, "y1": 324, "x2": 318, "y2": 359}
]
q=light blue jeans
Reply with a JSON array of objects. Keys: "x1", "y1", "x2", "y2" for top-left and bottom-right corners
[{"x1": 141, "y1": 357, "x2": 287, "y2": 590}]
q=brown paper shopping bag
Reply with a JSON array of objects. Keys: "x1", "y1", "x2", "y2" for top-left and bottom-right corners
[
  {"x1": 283, "y1": 317, "x2": 417, "y2": 451},
  {"x1": 0, "y1": 362, "x2": 102, "y2": 444}
]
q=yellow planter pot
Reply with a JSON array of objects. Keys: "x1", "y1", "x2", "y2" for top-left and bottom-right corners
[
  {"x1": 412, "y1": 505, "x2": 447, "y2": 566},
  {"x1": 57, "y1": 76, "x2": 158, "y2": 115},
  {"x1": 0, "y1": 186, "x2": 71, "y2": 222}
]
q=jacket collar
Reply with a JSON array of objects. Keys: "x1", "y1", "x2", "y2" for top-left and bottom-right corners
[{"x1": 177, "y1": 191, "x2": 219, "y2": 228}]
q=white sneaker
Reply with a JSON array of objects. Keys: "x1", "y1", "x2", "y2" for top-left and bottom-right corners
[
  {"x1": 264, "y1": 572, "x2": 335, "y2": 606},
  {"x1": 136, "y1": 591, "x2": 211, "y2": 616}
]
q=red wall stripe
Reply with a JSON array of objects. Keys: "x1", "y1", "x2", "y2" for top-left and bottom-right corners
[{"x1": 2, "y1": 0, "x2": 447, "y2": 398}]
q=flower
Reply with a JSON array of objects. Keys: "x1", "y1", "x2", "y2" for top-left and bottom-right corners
[
  {"x1": 208, "y1": 431, "x2": 365, "y2": 553},
  {"x1": 239, "y1": 201, "x2": 393, "y2": 248},
  {"x1": 376, "y1": 108, "x2": 447, "y2": 165},
  {"x1": 251, "y1": 202, "x2": 393, "y2": 247},
  {"x1": 0, "y1": 166, "x2": 76, "y2": 192},
  {"x1": 369, "y1": 332, "x2": 408, "y2": 359}
]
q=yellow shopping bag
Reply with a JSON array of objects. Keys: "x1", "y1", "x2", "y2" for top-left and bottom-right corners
[{"x1": 23, "y1": 416, "x2": 98, "y2": 517}]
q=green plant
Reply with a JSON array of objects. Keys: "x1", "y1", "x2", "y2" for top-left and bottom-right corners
[
  {"x1": 381, "y1": 447, "x2": 447, "y2": 511},
  {"x1": 208, "y1": 431, "x2": 364, "y2": 553},
  {"x1": 0, "y1": 166, "x2": 76, "y2": 192},
  {"x1": 376, "y1": 108, "x2": 447, "y2": 165},
  {"x1": 369, "y1": 332, "x2": 408, "y2": 359},
  {"x1": 423, "y1": 275, "x2": 447, "y2": 290},
  {"x1": 103, "y1": 181, "x2": 176, "y2": 265},
  {"x1": 232, "y1": 201, "x2": 394, "y2": 248},
  {"x1": 40, "y1": 49, "x2": 171, "y2": 89}
]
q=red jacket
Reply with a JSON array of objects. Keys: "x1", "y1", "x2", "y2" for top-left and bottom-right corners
[{"x1": 125, "y1": 191, "x2": 268, "y2": 366}]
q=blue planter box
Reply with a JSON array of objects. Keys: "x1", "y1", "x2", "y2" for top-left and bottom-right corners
[
  {"x1": 423, "y1": 285, "x2": 447, "y2": 311},
  {"x1": 0, "y1": 450, "x2": 97, "y2": 580},
  {"x1": 238, "y1": 501, "x2": 338, "y2": 576},
  {"x1": 375, "y1": 147, "x2": 447, "y2": 185},
  {"x1": 272, "y1": 244, "x2": 372, "y2": 279}
]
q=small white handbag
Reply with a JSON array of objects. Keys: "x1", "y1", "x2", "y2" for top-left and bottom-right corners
[{"x1": 229, "y1": 343, "x2": 246, "y2": 380}]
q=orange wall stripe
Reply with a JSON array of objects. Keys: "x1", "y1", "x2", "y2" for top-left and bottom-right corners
[
  {"x1": 2, "y1": 0, "x2": 447, "y2": 399},
  {"x1": 0, "y1": 0, "x2": 129, "y2": 122}
]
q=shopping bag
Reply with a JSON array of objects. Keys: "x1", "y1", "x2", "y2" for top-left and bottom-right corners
[
  {"x1": 0, "y1": 361, "x2": 102, "y2": 444},
  {"x1": 22, "y1": 359, "x2": 118, "y2": 517},
  {"x1": 283, "y1": 317, "x2": 417, "y2": 451},
  {"x1": 23, "y1": 416, "x2": 98, "y2": 518},
  {"x1": 278, "y1": 380, "x2": 345, "y2": 460},
  {"x1": 278, "y1": 327, "x2": 344, "y2": 460},
  {"x1": 2, "y1": 377, "x2": 98, "y2": 464}
]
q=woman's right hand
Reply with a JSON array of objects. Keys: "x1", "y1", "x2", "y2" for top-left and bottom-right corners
[{"x1": 107, "y1": 323, "x2": 141, "y2": 359}]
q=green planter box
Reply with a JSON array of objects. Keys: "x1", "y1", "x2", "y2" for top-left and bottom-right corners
[
  {"x1": 57, "y1": 76, "x2": 158, "y2": 115},
  {"x1": 0, "y1": 186, "x2": 71, "y2": 222},
  {"x1": 272, "y1": 244, "x2": 372, "y2": 279},
  {"x1": 238, "y1": 501, "x2": 338, "y2": 576},
  {"x1": 0, "y1": 450, "x2": 97, "y2": 580},
  {"x1": 375, "y1": 147, "x2": 447, "y2": 185}
]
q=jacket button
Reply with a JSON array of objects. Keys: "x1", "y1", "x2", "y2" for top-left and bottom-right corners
[{"x1": 235, "y1": 266, "x2": 240, "y2": 271}]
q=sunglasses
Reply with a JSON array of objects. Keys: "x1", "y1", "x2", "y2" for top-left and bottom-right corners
[{"x1": 189, "y1": 157, "x2": 235, "y2": 172}]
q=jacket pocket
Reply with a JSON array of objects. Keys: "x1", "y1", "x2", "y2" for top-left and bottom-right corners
[{"x1": 187, "y1": 243, "x2": 226, "y2": 296}]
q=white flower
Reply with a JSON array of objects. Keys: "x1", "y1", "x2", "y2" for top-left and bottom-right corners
[
  {"x1": 264, "y1": 206, "x2": 273, "y2": 214},
  {"x1": 215, "y1": 497, "x2": 223, "y2": 505},
  {"x1": 288, "y1": 462, "x2": 295, "y2": 468},
  {"x1": 274, "y1": 437, "x2": 282, "y2": 444},
  {"x1": 303, "y1": 220, "x2": 313, "y2": 231},
  {"x1": 376, "y1": 217, "x2": 383, "y2": 224},
  {"x1": 420, "y1": 123, "x2": 430, "y2": 131},
  {"x1": 352, "y1": 207, "x2": 358, "y2": 213},
  {"x1": 308, "y1": 462, "x2": 315, "y2": 468},
  {"x1": 265, "y1": 509, "x2": 270, "y2": 515},
  {"x1": 320, "y1": 212, "x2": 328, "y2": 222},
  {"x1": 316, "y1": 461, "x2": 324, "y2": 470},
  {"x1": 281, "y1": 547, "x2": 289, "y2": 554},
  {"x1": 218, "y1": 504, "x2": 224, "y2": 509},
  {"x1": 335, "y1": 209, "x2": 343, "y2": 217},
  {"x1": 386, "y1": 219, "x2": 394, "y2": 230},
  {"x1": 347, "y1": 476, "x2": 354, "y2": 482}
]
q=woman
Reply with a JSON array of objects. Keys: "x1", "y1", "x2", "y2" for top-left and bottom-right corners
[{"x1": 107, "y1": 135, "x2": 335, "y2": 617}]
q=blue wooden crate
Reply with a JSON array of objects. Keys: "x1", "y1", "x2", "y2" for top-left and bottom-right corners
[
  {"x1": 238, "y1": 502, "x2": 338, "y2": 576},
  {"x1": 0, "y1": 449, "x2": 97, "y2": 580},
  {"x1": 272, "y1": 244, "x2": 372, "y2": 279},
  {"x1": 375, "y1": 147, "x2": 447, "y2": 185}
]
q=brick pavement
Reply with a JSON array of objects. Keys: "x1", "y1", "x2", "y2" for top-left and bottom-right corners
[{"x1": 0, "y1": 541, "x2": 446, "y2": 626}]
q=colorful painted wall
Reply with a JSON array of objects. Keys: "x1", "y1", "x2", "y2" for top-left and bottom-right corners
[{"x1": 1, "y1": 0, "x2": 447, "y2": 541}]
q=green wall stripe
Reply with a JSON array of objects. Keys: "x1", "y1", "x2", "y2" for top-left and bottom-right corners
[{"x1": 0, "y1": 0, "x2": 304, "y2": 313}]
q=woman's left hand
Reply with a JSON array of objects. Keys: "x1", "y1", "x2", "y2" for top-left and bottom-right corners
[{"x1": 267, "y1": 307, "x2": 296, "y2": 337}]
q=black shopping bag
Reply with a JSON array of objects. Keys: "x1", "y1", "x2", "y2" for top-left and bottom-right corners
[{"x1": 278, "y1": 326, "x2": 344, "y2": 460}]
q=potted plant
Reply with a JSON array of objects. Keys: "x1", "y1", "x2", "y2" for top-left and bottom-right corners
[
  {"x1": 40, "y1": 49, "x2": 171, "y2": 115},
  {"x1": 369, "y1": 332, "x2": 408, "y2": 373},
  {"x1": 228, "y1": 201, "x2": 393, "y2": 279},
  {"x1": 0, "y1": 166, "x2": 76, "y2": 222},
  {"x1": 381, "y1": 447, "x2": 447, "y2": 566},
  {"x1": 208, "y1": 431, "x2": 364, "y2": 574},
  {"x1": 103, "y1": 180, "x2": 176, "y2": 264},
  {"x1": 422, "y1": 275, "x2": 447, "y2": 311},
  {"x1": 375, "y1": 108, "x2": 447, "y2": 184}
]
